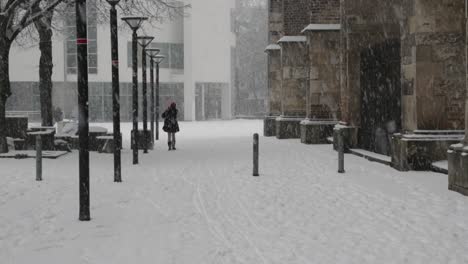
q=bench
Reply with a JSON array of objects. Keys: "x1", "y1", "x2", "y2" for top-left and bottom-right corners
[
  {"x1": 27, "y1": 129, "x2": 55, "y2": 151},
  {"x1": 97, "y1": 136, "x2": 114, "y2": 153}
]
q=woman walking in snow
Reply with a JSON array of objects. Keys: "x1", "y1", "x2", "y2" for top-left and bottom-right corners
[{"x1": 162, "y1": 102, "x2": 180, "y2": 150}]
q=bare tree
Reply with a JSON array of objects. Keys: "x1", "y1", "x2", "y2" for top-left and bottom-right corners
[
  {"x1": 0, "y1": 0, "x2": 65, "y2": 153},
  {"x1": 0, "y1": 0, "x2": 188, "y2": 153},
  {"x1": 34, "y1": 2, "x2": 54, "y2": 126}
]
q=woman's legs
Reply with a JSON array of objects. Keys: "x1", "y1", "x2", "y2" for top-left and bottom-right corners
[
  {"x1": 172, "y1": 133, "x2": 176, "y2": 149},
  {"x1": 167, "y1": 132, "x2": 176, "y2": 150},
  {"x1": 167, "y1": 132, "x2": 172, "y2": 150}
]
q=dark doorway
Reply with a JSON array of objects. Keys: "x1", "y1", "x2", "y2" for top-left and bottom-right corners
[{"x1": 359, "y1": 39, "x2": 402, "y2": 156}]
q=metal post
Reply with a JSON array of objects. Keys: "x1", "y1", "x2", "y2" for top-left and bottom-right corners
[
  {"x1": 253, "y1": 133, "x2": 259, "y2": 176},
  {"x1": 110, "y1": 3, "x2": 121, "y2": 182},
  {"x1": 36, "y1": 135, "x2": 42, "y2": 181},
  {"x1": 156, "y1": 62, "x2": 160, "y2": 141},
  {"x1": 338, "y1": 129, "x2": 345, "y2": 173},
  {"x1": 132, "y1": 30, "x2": 139, "y2": 164},
  {"x1": 150, "y1": 57, "x2": 155, "y2": 145},
  {"x1": 142, "y1": 47, "x2": 148, "y2": 154},
  {"x1": 76, "y1": 0, "x2": 90, "y2": 221}
]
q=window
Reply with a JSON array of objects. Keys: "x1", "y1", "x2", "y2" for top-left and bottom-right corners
[
  {"x1": 65, "y1": 2, "x2": 98, "y2": 74},
  {"x1": 127, "y1": 42, "x2": 184, "y2": 70}
]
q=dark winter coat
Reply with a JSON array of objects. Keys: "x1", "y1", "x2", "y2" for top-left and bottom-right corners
[{"x1": 162, "y1": 107, "x2": 180, "y2": 133}]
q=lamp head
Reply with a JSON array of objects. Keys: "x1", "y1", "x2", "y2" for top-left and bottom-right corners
[
  {"x1": 146, "y1": 48, "x2": 161, "y2": 58},
  {"x1": 105, "y1": 0, "x2": 121, "y2": 6},
  {"x1": 155, "y1": 55, "x2": 165, "y2": 64},
  {"x1": 121, "y1": 16, "x2": 147, "y2": 31},
  {"x1": 137, "y1": 36, "x2": 154, "y2": 48}
]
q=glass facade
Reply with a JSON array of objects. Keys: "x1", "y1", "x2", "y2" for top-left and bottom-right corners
[
  {"x1": 6, "y1": 82, "x2": 185, "y2": 122},
  {"x1": 127, "y1": 42, "x2": 184, "y2": 70},
  {"x1": 64, "y1": 2, "x2": 98, "y2": 74}
]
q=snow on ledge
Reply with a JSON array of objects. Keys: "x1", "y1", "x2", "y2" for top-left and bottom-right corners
[
  {"x1": 265, "y1": 44, "x2": 281, "y2": 52},
  {"x1": 301, "y1": 24, "x2": 341, "y2": 33},
  {"x1": 432, "y1": 160, "x2": 448, "y2": 174},
  {"x1": 300, "y1": 119, "x2": 339, "y2": 125},
  {"x1": 277, "y1": 36, "x2": 307, "y2": 43},
  {"x1": 275, "y1": 116, "x2": 304, "y2": 121},
  {"x1": 350, "y1": 148, "x2": 392, "y2": 164}
]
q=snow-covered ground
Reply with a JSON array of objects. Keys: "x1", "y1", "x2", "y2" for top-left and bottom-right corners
[{"x1": 1, "y1": 120, "x2": 468, "y2": 264}]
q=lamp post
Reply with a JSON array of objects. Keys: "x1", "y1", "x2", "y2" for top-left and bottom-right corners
[
  {"x1": 154, "y1": 55, "x2": 165, "y2": 141},
  {"x1": 122, "y1": 16, "x2": 147, "y2": 165},
  {"x1": 137, "y1": 36, "x2": 154, "y2": 154},
  {"x1": 106, "y1": 0, "x2": 121, "y2": 182},
  {"x1": 76, "y1": 0, "x2": 90, "y2": 221},
  {"x1": 146, "y1": 48, "x2": 160, "y2": 145}
]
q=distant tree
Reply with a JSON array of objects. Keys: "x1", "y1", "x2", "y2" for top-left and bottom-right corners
[{"x1": 232, "y1": 0, "x2": 268, "y2": 116}]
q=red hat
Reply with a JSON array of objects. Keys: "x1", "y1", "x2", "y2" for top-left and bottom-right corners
[{"x1": 170, "y1": 102, "x2": 176, "y2": 108}]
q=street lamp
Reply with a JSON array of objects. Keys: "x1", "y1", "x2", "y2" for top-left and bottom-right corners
[
  {"x1": 137, "y1": 36, "x2": 154, "y2": 154},
  {"x1": 154, "y1": 55, "x2": 165, "y2": 141},
  {"x1": 146, "y1": 48, "x2": 160, "y2": 145},
  {"x1": 76, "y1": 0, "x2": 90, "y2": 221},
  {"x1": 121, "y1": 16, "x2": 147, "y2": 165},
  {"x1": 105, "y1": 0, "x2": 121, "y2": 182}
]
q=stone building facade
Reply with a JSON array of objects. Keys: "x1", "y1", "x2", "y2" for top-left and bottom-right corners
[
  {"x1": 265, "y1": 0, "x2": 468, "y2": 178},
  {"x1": 448, "y1": 0, "x2": 468, "y2": 196},
  {"x1": 264, "y1": 0, "x2": 341, "y2": 139},
  {"x1": 301, "y1": 24, "x2": 341, "y2": 144},
  {"x1": 264, "y1": 0, "x2": 284, "y2": 136},
  {"x1": 339, "y1": 0, "x2": 466, "y2": 171}
]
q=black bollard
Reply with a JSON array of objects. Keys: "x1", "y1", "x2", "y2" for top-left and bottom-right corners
[
  {"x1": 338, "y1": 129, "x2": 345, "y2": 173},
  {"x1": 36, "y1": 135, "x2": 42, "y2": 181},
  {"x1": 253, "y1": 133, "x2": 259, "y2": 176}
]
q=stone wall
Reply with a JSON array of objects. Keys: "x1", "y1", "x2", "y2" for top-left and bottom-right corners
[
  {"x1": 464, "y1": 0, "x2": 467, "y2": 143},
  {"x1": 401, "y1": 0, "x2": 465, "y2": 131},
  {"x1": 341, "y1": 0, "x2": 466, "y2": 131},
  {"x1": 340, "y1": 0, "x2": 403, "y2": 127},
  {"x1": 283, "y1": 0, "x2": 313, "y2": 35},
  {"x1": 306, "y1": 30, "x2": 341, "y2": 119},
  {"x1": 282, "y1": 0, "x2": 340, "y2": 35},
  {"x1": 280, "y1": 40, "x2": 308, "y2": 116},
  {"x1": 269, "y1": 0, "x2": 284, "y2": 42},
  {"x1": 310, "y1": 0, "x2": 340, "y2": 24},
  {"x1": 267, "y1": 49, "x2": 282, "y2": 115}
]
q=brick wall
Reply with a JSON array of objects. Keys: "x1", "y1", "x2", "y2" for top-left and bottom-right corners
[
  {"x1": 283, "y1": 0, "x2": 340, "y2": 35},
  {"x1": 269, "y1": 0, "x2": 283, "y2": 43}
]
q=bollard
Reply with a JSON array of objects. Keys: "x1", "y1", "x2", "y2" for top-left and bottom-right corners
[
  {"x1": 253, "y1": 133, "x2": 259, "y2": 176},
  {"x1": 338, "y1": 128, "x2": 345, "y2": 173},
  {"x1": 36, "y1": 135, "x2": 42, "y2": 181}
]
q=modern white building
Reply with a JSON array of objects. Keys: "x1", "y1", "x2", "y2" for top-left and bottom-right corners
[{"x1": 7, "y1": 0, "x2": 235, "y2": 121}]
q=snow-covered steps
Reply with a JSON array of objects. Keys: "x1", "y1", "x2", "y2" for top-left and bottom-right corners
[
  {"x1": 431, "y1": 160, "x2": 448, "y2": 174},
  {"x1": 349, "y1": 148, "x2": 392, "y2": 166},
  {"x1": 0, "y1": 150, "x2": 68, "y2": 159}
]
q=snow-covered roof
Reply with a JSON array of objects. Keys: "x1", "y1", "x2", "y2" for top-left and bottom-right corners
[
  {"x1": 264, "y1": 44, "x2": 281, "y2": 52},
  {"x1": 301, "y1": 24, "x2": 341, "y2": 33},
  {"x1": 277, "y1": 36, "x2": 307, "y2": 43}
]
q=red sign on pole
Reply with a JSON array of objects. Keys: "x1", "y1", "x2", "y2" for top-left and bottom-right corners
[{"x1": 76, "y1": 38, "x2": 88, "y2": 45}]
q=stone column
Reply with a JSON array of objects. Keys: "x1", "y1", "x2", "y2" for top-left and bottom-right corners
[
  {"x1": 393, "y1": 0, "x2": 466, "y2": 171},
  {"x1": 264, "y1": 0, "x2": 284, "y2": 136},
  {"x1": 264, "y1": 44, "x2": 282, "y2": 136},
  {"x1": 300, "y1": 24, "x2": 341, "y2": 144},
  {"x1": 448, "y1": 0, "x2": 468, "y2": 195},
  {"x1": 276, "y1": 36, "x2": 308, "y2": 139}
]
